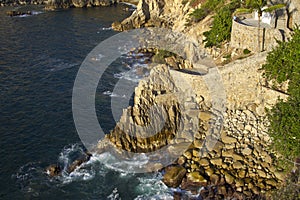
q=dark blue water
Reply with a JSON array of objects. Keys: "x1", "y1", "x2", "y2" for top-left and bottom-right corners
[{"x1": 0, "y1": 6, "x2": 171, "y2": 199}]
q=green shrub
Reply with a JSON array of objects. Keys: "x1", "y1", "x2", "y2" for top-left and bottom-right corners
[
  {"x1": 189, "y1": 8, "x2": 209, "y2": 22},
  {"x1": 202, "y1": 1, "x2": 240, "y2": 47},
  {"x1": 243, "y1": 48, "x2": 251, "y2": 54},
  {"x1": 152, "y1": 49, "x2": 175, "y2": 64},
  {"x1": 189, "y1": 0, "x2": 224, "y2": 22},
  {"x1": 262, "y1": 26, "x2": 300, "y2": 161}
]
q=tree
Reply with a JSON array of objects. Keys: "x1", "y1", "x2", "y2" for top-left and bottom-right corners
[
  {"x1": 262, "y1": 26, "x2": 300, "y2": 161},
  {"x1": 235, "y1": 0, "x2": 285, "y2": 51},
  {"x1": 202, "y1": 0, "x2": 241, "y2": 47}
]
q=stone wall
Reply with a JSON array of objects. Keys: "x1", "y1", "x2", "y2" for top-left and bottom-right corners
[{"x1": 230, "y1": 20, "x2": 283, "y2": 52}]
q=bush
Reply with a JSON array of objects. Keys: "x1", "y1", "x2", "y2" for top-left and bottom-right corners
[
  {"x1": 202, "y1": 1, "x2": 240, "y2": 47},
  {"x1": 189, "y1": 0, "x2": 224, "y2": 22},
  {"x1": 262, "y1": 26, "x2": 300, "y2": 161},
  {"x1": 243, "y1": 48, "x2": 251, "y2": 54}
]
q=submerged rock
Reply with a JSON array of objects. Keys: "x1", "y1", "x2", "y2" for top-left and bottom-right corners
[
  {"x1": 46, "y1": 152, "x2": 92, "y2": 177},
  {"x1": 46, "y1": 164, "x2": 62, "y2": 177}
]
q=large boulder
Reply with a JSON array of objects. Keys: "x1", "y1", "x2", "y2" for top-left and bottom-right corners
[
  {"x1": 163, "y1": 165, "x2": 186, "y2": 187},
  {"x1": 72, "y1": 0, "x2": 87, "y2": 7},
  {"x1": 46, "y1": 164, "x2": 62, "y2": 177}
]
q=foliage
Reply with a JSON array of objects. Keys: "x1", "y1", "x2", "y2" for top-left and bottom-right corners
[
  {"x1": 235, "y1": 0, "x2": 285, "y2": 17},
  {"x1": 262, "y1": 27, "x2": 300, "y2": 161},
  {"x1": 189, "y1": 0, "x2": 224, "y2": 22},
  {"x1": 152, "y1": 49, "x2": 175, "y2": 64},
  {"x1": 203, "y1": 1, "x2": 240, "y2": 47},
  {"x1": 271, "y1": 174, "x2": 300, "y2": 199},
  {"x1": 243, "y1": 48, "x2": 251, "y2": 54}
]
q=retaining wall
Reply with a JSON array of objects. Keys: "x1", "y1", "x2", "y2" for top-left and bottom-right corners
[{"x1": 230, "y1": 20, "x2": 282, "y2": 52}]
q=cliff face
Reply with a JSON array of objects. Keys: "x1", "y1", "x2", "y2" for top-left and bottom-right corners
[
  {"x1": 112, "y1": 0, "x2": 192, "y2": 31},
  {"x1": 102, "y1": 51, "x2": 288, "y2": 196},
  {"x1": 107, "y1": 64, "x2": 201, "y2": 153}
]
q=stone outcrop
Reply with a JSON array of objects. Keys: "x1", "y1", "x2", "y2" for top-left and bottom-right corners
[
  {"x1": 102, "y1": 50, "x2": 289, "y2": 198},
  {"x1": 106, "y1": 64, "x2": 200, "y2": 153},
  {"x1": 112, "y1": 0, "x2": 191, "y2": 31},
  {"x1": 163, "y1": 165, "x2": 187, "y2": 187}
]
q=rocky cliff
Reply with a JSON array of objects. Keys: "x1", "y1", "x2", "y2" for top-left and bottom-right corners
[
  {"x1": 112, "y1": 0, "x2": 192, "y2": 31},
  {"x1": 100, "y1": 50, "x2": 289, "y2": 198}
]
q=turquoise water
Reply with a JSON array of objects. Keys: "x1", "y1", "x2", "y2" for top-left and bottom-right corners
[{"x1": 0, "y1": 6, "x2": 172, "y2": 199}]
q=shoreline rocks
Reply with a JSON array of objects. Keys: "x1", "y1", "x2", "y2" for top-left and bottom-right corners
[
  {"x1": 102, "y1": 53, "x2": 289, "y2": 198},
  {"x1": 6, "y1": 10, "x2": 32, "y2": 16},
  {"x1": 112, "y1": 0, "x2": 191, "y2": 31},
  {"x1": 1, "y1": 0, "x2": 138, "y2": 9}
]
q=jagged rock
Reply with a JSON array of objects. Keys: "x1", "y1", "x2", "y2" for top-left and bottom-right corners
[
  {"x1": 46, "y1": 164, "x2": 61, "y2": 177},
  {"x1": 232, "y1": 153, "x2": 244, "y2": 161},
  {"x1": 199, "y1": 158, "x2": 210, "y2": 167},
  {"x1": 163, "y1": 165, "x2": 186, "y2": 187},
  {"x1": 193, "y1": 139, "x2": 203, "y2": 149},
  {"x1": 186, "y1": 171, "x2": 208, "y2": 186},
  {"x1": 266, "y1": 179, "x2": 278, "y2": 187},
  {"x1": 6, "y1": 10, "x2": 32, "y2": 16},
  {"x1": 177, "y1": 156, "x2": 186, "y2": 165},
  {"x1": 257, "y1": 169, "x2": 267, "y2": 178},
  {"x1": 241, "y1": 147, "x2": 252, "y2": 156},
  {"x1": 183, "y1": 151, "x2": 192, "y2": 160},
  {"x1": 238, "y1": 170, "x2": 247, "y2": 178},
  {"x1": 72, "y1": 0, "x2": 87, "y2": 7},
  {"x1": 235, "y1": 179, "x2": 244, "y2": 188},
  {"x1": 67, "y1": 152, "x2": 92, "y2": 173},
  {"x1": 112, "y1": 0, "x2": 191, "y2": 31},
  {"x1": 210, "y1": 174, "x2": 220, "y2": 185},
  {"x1": 210, "y1": 158, "x2": 223, "y2": 166},
  {"x1": 199, "y1": 111, "x2": 215, "y2": 122},
  {"x1": 233, "y1": 161, "x2": 243, "y2": 169},
  {"x1": 221, "y1": 132, "x2": 237, "y2": 144},
  {"x1": 205, "y1": 167, "x2": 215, "y2": 177},
  {"x1": 224, "y1": 172, "x2": 235, "y2": 184}
]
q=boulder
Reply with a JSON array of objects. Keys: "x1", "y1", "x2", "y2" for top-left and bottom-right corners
[
  {"x1": 6, "y1": 10, "x2": 32, "y2": 17},
  {"x1": 46, "y1": 164, "x2": 62, "y2": 177},
  {"x1": 186, "y1": 171, "x2": 208, "y2": 186},
  {"x1": 72, "y1": 0, "x2": 87, "y2": 7},
  {"x1": 224, "y1": 172, "x2": 235, "y2": 184},
  {"x1": 163, "y1": 165, "x2": 186, "y2": 187}
]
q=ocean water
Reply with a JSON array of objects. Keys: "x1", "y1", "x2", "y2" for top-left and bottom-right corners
[{"x1": 0, "y1": 5, "x2": 173, "y2": 199}]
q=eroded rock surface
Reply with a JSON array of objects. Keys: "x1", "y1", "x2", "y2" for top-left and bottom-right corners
[{"x1": 112, "y1": 0, "x2": 191, "y2": 31}]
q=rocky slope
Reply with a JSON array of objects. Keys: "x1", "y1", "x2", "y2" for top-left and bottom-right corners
[
  {"x1": 112, "y1": 0, "x2": 192, "y2": 31},
  {"x1": 99, "y1": 49, "x2": 288, "y2": 198}
]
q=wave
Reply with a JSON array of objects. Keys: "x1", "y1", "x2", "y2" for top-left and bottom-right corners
[
  {"x1": 103, "y1": 90, "x2": 127, "y2": 98},
  {"x1": 12, "y1": 143, "x2": 173, "y2": 199},
  {"x1": 41, "y1": 58, "x2": 79, "y2": 72},
  {"x1": 16, "y1": 11, "x2": 43, "y2": 18}
]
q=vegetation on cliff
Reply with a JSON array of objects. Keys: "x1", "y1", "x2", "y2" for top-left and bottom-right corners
[
  {"x1": 262, "y1": 26, "x2": 300, "y2": 161},
  {"x1": 203, "y1": 0, "x2": 240, "y2": 47},
  {"x1": 188, "y1": 0, "x2": 241, "y2": 47}
]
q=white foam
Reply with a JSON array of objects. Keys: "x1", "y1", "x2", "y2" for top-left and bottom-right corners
[
  {"x1": 16, "y1": 11, "x2": 43, "y2": 18},
  {"x1": 103, "y1": 90, "x2": 127, "y2": 98},
  {"x1": 134, "y1": 173, "x2": 172, "y2": 200},
  {"x1": 100, "y1": 27, "x2": 113, "y2": 31},
  {"x1": 91, "y1": 54, "x2": 104, "y2": 61},
  {"x1": 119, "y1": 2, "x2": 137, "y2": 9},
  {"x1": 107, "y1": 188, "x2": 121, "y2": 200}
]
